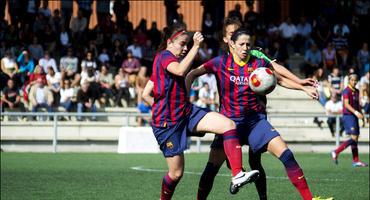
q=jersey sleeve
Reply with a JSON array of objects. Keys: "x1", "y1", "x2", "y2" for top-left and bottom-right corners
[
  {"x1": 161, "y1": 51, "x2": 178, "y2": 70},
  {"x1": 203, "y1": 56, "x2": 221, "y2": 73},
  {"x1": 342, "y1": 89, "x2": 349, "y2": 100}
]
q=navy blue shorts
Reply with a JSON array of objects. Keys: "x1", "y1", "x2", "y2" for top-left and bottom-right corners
[
  {"x1": 152, "y1": 105, "x2": 209, "y2": 157},
  {"x1": 211, "y1": 113, "x2": 280, "y2": 153},
  {"x1": 343, "y1": 114, "x2": 360, "y2": 135}
]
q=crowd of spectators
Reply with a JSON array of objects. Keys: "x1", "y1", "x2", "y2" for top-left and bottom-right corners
[{"x1": 0, "y1": 0, "x2": 369, "y2": 126}]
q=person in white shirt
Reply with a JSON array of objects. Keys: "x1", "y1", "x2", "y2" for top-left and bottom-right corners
[
  {"x1": 198, "y1": 73, "x2": 217, "y2": 92},
  {"x1": 127, "y1": 38, "x2": 143, "y2": 59},
  {"x1": 59, "y1": 79, "x2": 74, "y2": 112},
  {"x1": 60, "y1": 47, "x2": 80, "y2": 87},
  {"x1": 46, "y1": 67, "x2": 62, "y2": 107},
  {"x1": 98, "y1": 47, "x2": 110, "y2": 64},
  {"x1": 196, "y1": 82, "x2": 216, "y2": 111},
  {"x1": 325, "y1": 93, "x2": 344, "y2": 137},
  {"x1": 39, "y1": 51, "x2": 58, "y2": 73},
  {"x1": 278, "y1": 17, "x2": 298, "y2": 54}
]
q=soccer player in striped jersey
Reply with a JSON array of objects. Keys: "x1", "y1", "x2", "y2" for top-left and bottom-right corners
[
  {"x1": 186, "y1": 27, "x2": 322, "y2": 200},
  {"x1": 331, "y1": 74, "x2": 368, "y2": 167},
  {"x1": 142, "y1": 24, "x2": 259, "y2": 200}
]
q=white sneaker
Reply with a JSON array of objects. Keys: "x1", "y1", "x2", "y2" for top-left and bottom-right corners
[{"x1": 229, "y1": 170, "x2": 259, "y2": 194}]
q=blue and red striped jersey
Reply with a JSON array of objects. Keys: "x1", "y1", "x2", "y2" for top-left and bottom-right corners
[
  {"x1": 203, "y1": 52, "x2": 272, "y2": 118},
  {"x1": 150, "y1": 50, "x2": 191, "y2": 127},
  {"x1": 342, "y1": 86, "x2": 360, "y2": 115}
]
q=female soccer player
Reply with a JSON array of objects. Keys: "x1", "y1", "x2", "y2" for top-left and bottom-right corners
[
  {"x1": 142, "y1": 24, "x2": 259, "y2": 200},
  {"x1": 186, "y1": 28, "x2": 319, "y2": 200},
  {"x1": 331, "y1": 74, "x2": 367, "y2": 167}
]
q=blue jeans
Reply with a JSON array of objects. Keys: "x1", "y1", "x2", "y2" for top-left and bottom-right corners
[
  {"x1": 60, "y1": 100, "x2": 72, "y2": 111},
  {"x1": 77, "y1": 103, "x2": 97, "y2": 120},
  {"x1": 32, "y1": 103, "x2": 53, "y2": 112}
]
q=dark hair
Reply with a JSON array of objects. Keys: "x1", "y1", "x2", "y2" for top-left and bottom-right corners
[
  {"x1": 230, "y1": 28, "x2": 251, "y2": 42},
  {"x1": 157, "y1": 23, "x2": 187, "y2": 52},
  {"x1": 222, "y1": 17, "x2": 242, "y2": 37}
]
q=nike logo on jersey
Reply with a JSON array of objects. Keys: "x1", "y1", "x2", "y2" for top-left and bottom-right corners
[
  {"x1": 298, "y1": 175, "x2": 305, "y2": 180},
  {"x1": 227, "y1": 67, "x2": 234, "y2": 71}
]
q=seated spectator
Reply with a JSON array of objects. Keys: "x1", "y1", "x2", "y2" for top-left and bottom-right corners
[
  {"x1": 60, "y1": 47, "x2": 80, "y2": 87},
  {"x1": 98, "y1": 65, "x2": 114, "y2": 106},
  {"x1": 359, "y1": 81, "x2": 369, "y2": 124},
  {"x1": 39, "y1": 51, "x2": 58, "y2": 73},
  {"x1": 127, "y1": 38, "x2": 143, "y2": 59},
  {"x1": 17, "y1": 50, "x2": 35, "y2": 85},
  {"x1": 121, "y1": 50, "x2": 141, "y2": 86},
  {"x1": 28, "y1": 65, "x2": 46, "y2": 87},
  {"x1": 1, "y1": 79, "x2": 26, "y2": 113},
  {"x1": 302, "y1": 43, "x2": 322, "y2": 77},
  {"x1": 46, "y1": 67, "x2": 62, "y2": 107},
  {"x1": 59, "y1": 79, "x2": 74, "y2": 112},
  {"x1": 328, "y1": 67, "x2": 343, "y2": 98},
  {"x1": 28, "y1": 37, "x2": 44, "y2": 61},
  {"x1": 311, "y1": 68, "x2": 330, "y2": 106},
  {"x1": 1, "y1": 50, "x2": 19, "y2": 88},
  {"x1": 29, "y1": 78, "x2": 53, "y2": 114},
  {"x1": 325, "y1": 93, "x2": 344, "y2": 137},
  {"x1": 76, "y1": 81, "x2": 97, "y2": 121},
  {"x1": 98, "y1": 47, "x2": 110, "y2": 65},
  {"x1": 322, "y1": 42, "x2": 337, "y2": 73},
  {"x1": 278, "y1": 17, "x2": 298, "y2": 54},
  {"x1": 80, "y1": 68, "x2": 103, "y2": 106},
  {"x1": 198, "y1": 73, "x2": 217, "y2": 92},
  {"x1": 135, "y1": 67, "x2": 149, "y2": 105},
  {"x1": 141, "y1": 40, "x2": 156, "y2": 68},
  {"x1": 196, "y1": 82, "x2": 216, "y2": 111},
  {"x1": 357, "y1": 42, "x2": 369, "y2": 76},
  {"x1": 81, "y1": 51, "x2": 97, "y2": 73},
  {"x1": 268, "y1": 41, "x2": 289, "y2": 69},
  {"x1": 296, "y1": 16, "x2": 312, "y2": 53},
  {"x1": 114, "y1": 68, "x2": 130, "y2": 107}
]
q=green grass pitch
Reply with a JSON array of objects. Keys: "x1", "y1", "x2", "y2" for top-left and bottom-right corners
[{"x1": 1, "y1": 152, "x2": 369, "y2": 200}]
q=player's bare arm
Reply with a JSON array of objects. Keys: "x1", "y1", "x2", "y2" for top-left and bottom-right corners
[
  {"x1": 142, "y1": 80, "x2": 154, "y2": 106},
  {"x1": 276, "y1": 73, "x2": 319, "y2": 100},
  {"x1": 185, "y1": 65, "x2": 207, "y2": 95},
  {"x1": 271, "y1": 61, "x2": 316, "y2": 86},
  {"x1": 167, "y1": 32, "x2": 204, "y2": 76},
  {"x1": 344, "y1": 98, "x2": 364, "y2": 119}
]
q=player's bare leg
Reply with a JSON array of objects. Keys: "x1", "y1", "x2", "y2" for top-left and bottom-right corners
[{"x1": 160, "y1": 155, "x2": 184, "y2": 200}]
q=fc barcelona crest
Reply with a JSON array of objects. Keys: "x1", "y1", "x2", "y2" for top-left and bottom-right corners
[{"x1": 166, "y1": 141, "x2": 174, "y2": 149}]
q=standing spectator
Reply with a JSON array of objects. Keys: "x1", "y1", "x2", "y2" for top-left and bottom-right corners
[
  {"x1": 1, "y1": 50, "x2": 19, "y2": 88},
  {"x1": 325, "y1": 93, "x2": 344, "y2": 137},
  {"x1": 302, "y1": 43, "x2": 322, "y2": 77},
  {"x1": 244, "y1": 1, "x2": 259, "y2": 33},
  {"x1": 357, "y1": 42, "x2": 369, "y2": 76},
  {"x1": 59, "y1": 79, "x2": 74, "y2": 112},
  {"x1": 60, "y1": 48, "x2": 80, "y2": 87},
  {"x1": 322, "y1": 42, "x2": 337, "y2": 73},
  {"x1": 196, "y1": 82, "x2": 216, "y2": 111},
  {"x1": 1, "y1": 79, "x2": 26, "y2": 113},
  {"x1": 164, "y1": 0, "x2": 180, "y2": 26},
  {"x1": 61, "y1": 0, "x2": 73, "y2": 28},
  {"x1": 70, "y1": 11, "x2": 87, "y2": 42},
  {"x1": 17, "y1": 51, "x2": 35, "y2": 85},
  {"x1": 127, "y1": 38, "x2": 143, "y2": 59},
  {"x1": 46, "y1": 67, "x2": 62, "y2": 107},
  {"x1": 98, "y1": 65, "x2": 115, "y2": 106},
  {"x1": 77, "y1": 0, "x2": 93, "y2": 28},
  {"x1": 147, "y1": 22, "x2": 161, "y2": 49},
  {"x1": 76, "y1": 81, "x2": 97, "y2": 121},
  {"x1": 228, "y1": 3, "x2": 243, "y2": 23},
  {"x1": 201, "y1": 13, "x2": 215, "y2": 40},
  {"x1": 121, "y1": 50, "x2": 141, "y2": 86},
  {"x1": 29, "y1": 78, "x2": 53, "y2": 114},
  {"x1": 114, "y1": 68, "x2": 130, "y2": 107},
  {"x1": 28, "y1": 37, "x2": 44, "y2": 62},
  {"x1": 278, "y1": 17, "x2": 298, "y2": 54},
  {"x1": 49, "y1": 9, "x2": 65, "y2": 33},
  {"x1": 113, "y1": 0, "x2": 130, "y2": 29},
  {"x1": 25, "y1": 0, "x2": 41, "y2": 28},
  {"x1": 96, "y1": 0, "x2": 111, "y2": 26},
  {"x1": 39, "y1": 51, "x2": 58, "y2": 73}
]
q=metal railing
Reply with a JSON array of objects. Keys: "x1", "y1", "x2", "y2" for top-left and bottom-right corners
[{"x1": 1, "y1": 112, "x2": 368, "y2": 153}]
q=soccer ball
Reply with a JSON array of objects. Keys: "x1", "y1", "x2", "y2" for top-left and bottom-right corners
[{"x1": 249, "y1": 67, "x2": 277, "y2": 95}]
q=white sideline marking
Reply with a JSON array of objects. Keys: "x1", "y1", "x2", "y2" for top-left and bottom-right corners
[{"x1": 131, "y1": 166, "x2": 363, "y2": 183}]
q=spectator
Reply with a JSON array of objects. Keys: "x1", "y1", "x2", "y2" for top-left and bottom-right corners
[
  {"x1": 278, "y1": 17, "x2": 298, "y2": 54},
  {"x1": 113, "y1": 0, "x2": 130, "y2": 29},
  {"x1": 59, "y1": 25, "x2": 71, "y2": 55},
  {"x1": 114, "y1": 68, "x2": 130, "y2": 107},
  {"x1": 29, "y1": 78, "x2": 53, "y2": 115},
  {"x1": 70, "y1": 10, "x2": 87, "y2": 41},
  {"x1": 96, "y1": 0, "x2": 111, "y2": 26},
  {"x1": 312, "y1": 16, "x2": 331, "y2": 49},
  {"x1": 147, "y1": 22, "x2": 161, "y2": 49},
  {"x1": 244, "y1": 1, "x2": 259, "y2": 33},
  {"x1": 198, "y1": 73, "x2": 217, "y2": 92},
  {"x1": 268, "y1": 41, "x2": 289, "y2": 69},
  {"x1": 357, "y1": 42, "x2": 369, "y2": 76},
  {"x1": 98, "y1": 65, "x2": 115, "y2": 106},
  {"x1": 49, "y1": 9, "x2": 64, "y2": 33},
  {"x1": 112, "y1": 40, "x2": 124, "y2": 71},
  {"x1": 328, "y1": 67, "x2": 343, "y2": 98},
  {"x1": 201, "y1": 13, "x2": 215, "y2": 39},
  {"x1": 17, "y1": 50, "x2": 35, "y2": 85},
  {"x1": 1, "y1": 50, "x2": 19, "y2": 88},
  {"x1": 28, "y1": 37, "x2": 44, "y2": 61},
  {"x1": 81, "y1": 51, "x2": 97, "y2": 73},
  {"x1": 76, "y1": 81, "x2": 97, "y2": 121},
  {"x1": 98, "y1": 47, "x2": 110, "y2": 65},
  {"x1": 322, "y1": 42, "x2": 338, "y2": 73},
  {"x1": 39, "y1": 51, "x2": 58, "y2": 73},
  {"x1": 77, "y1": 0, "x2": 93, "y2": 28},
  {"x1": 60, "y1": 48, "x2": 80, "y2": 87},
  {"x1": 228, "y1": 3, "x2": 243, "y2": 23},
  {"x1": 137, "y1": 100, "x2": 151, "y2": 126},
  {"x1": 164, "y1": 0, "x2": 180, "y2": 26},
  {"x1": 141, "y1": 40, "x2": 156, "y2": 69},
  {"x1": 196, "y1": 82, "x2": 216, "y2": 111},
  {"x1": 134, "y1": 25, "x2": 148, "y2": 46},
  {"x1": 302, "y1": 43, "x2": 322, "y2": 77},
  {"x1": 359, "y1": 81, "x2": 369, "y2": 124},
  {"x1": 61, "y1": 1, "x2": 73, "y2": 27},
  {"x1": 343, "y1": 67, "x2": 356, "y2": 88},
  {"x1": 41, "y1": 24, "x2": 57, "y2": 53},
  {"x1": 59, "y1": 79, "x2": 74, "y2": 112},
  {"x1": 127, "y1": 38, "x2": 143, "y2": 59},
  {"x1": 311, "y1": 68, "x2": 330, "y2": 106},
  {"x1": 325, "y1": 93, "x2": 344, "y2": 137},
  {"x1": 111, "y1": 27, "x2": 128, "y2": 46},
  {"x1": 189, "y1": 77, "x2": 201, "y2": 104},
  {"x1": 28, "y1": 65, "x2": 46, "y2": 87},
  {"x1": 46, "y1": 67, "x2": 62, "y2": 107},
  {"x1": 1, "y1": 79, "x2": 26, "y2": 113},
  {"x1": 296, "y1": 16, "x2": 312, "y2": 54},
  {"x1": 38, "y1": 0, "x2": 51, "y2": 18},
  {"x1": 198, "y1": 43, "x2": 213, "y2": 62},
  {"x1": 121, "y1": 50, "x2": 141, "y2": 86},
  {"x1": 333, "y1": 22, "x2": 350, "y2": 38}
]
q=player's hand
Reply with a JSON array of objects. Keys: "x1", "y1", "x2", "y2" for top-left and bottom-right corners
[
  {"x1": 299, "y1": 78, "x2": 317, "y2": 87},
  {"x1": 193, "y1": 32, "x2": 204, "y2": 47},
  {"x1": 303, "y1": 86, "x2": 319, "y2": 100},
  {"x1": 355, "y1": 111, "x2": 364, "y2": 119}
]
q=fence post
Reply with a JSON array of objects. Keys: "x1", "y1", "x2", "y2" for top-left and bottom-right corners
[
  {"x1": 53, "y1": 113, "x2": 58, "y2": 153},
  {"x1": 196, "y1": 138, "x2": 201, "y2": 153},
  {"x1": 335, "y1": 115, "x2": 340, "y2": 147}
]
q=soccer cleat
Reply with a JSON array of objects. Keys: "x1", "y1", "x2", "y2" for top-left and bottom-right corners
[
  {"x1": 312, "y1": 196, "x2": 334, "y2": 200},
  {"x1": 331, "y1": 151, "x2": 338, "y2": 165},
  {"x1": 229, "y1": 170, "x2": 259, "y2": 194},
  {"x1": 352, "y1": 161, "x2": 368, "y2": 167}
]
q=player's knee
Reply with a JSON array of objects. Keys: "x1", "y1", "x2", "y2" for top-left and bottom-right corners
[
  {"x1": 169, "y1": 170, "x2": 183, "y2": 181},
  {"x1": 222, "y1": 120, "x2": 236, "y2": 132}
]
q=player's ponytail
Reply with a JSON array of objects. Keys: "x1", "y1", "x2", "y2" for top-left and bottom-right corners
[{"x1": 157, "y1": 23, "x2": 187, "y2": 52}]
